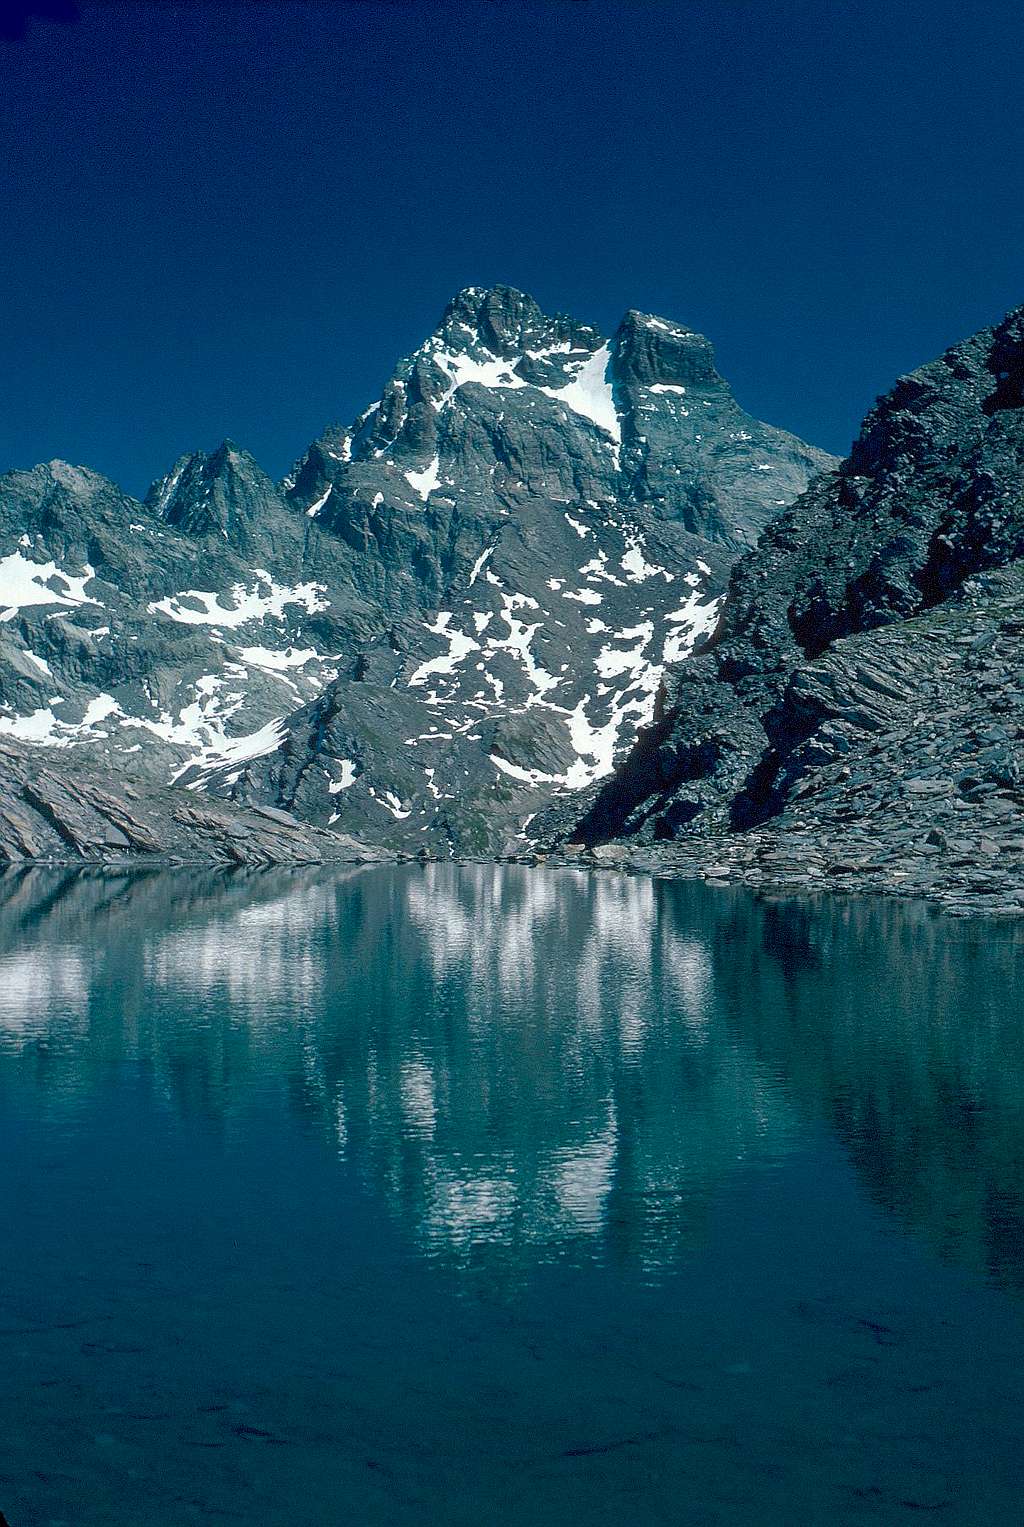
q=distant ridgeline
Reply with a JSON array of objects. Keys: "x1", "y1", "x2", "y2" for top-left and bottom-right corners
[{"x1": 0, "y1": 285, "x2": 833, "y2": 859}]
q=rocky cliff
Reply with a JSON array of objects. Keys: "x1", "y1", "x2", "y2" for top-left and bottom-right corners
[{"x1": 560, "y1": 306, "x2": 1024, "y2": 914}]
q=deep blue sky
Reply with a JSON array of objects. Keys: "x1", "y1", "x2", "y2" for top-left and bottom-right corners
[{"x1": 2, "y1": 0, "x2": 1023, "y2": 498}]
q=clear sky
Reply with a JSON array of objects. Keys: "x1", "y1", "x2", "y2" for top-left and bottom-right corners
[{"x1": 2, "y1": 0, "x2": 1023, "y2": 497}]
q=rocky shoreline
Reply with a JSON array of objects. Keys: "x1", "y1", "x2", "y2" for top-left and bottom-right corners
[
  {"x1": 537, "y1": 834, "x2": 1024, "y2": 919},
  {"x1": 5, "y1": 815, "x2": 1018, "y2": 920}
]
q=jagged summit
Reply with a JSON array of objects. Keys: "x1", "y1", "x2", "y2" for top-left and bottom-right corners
[
  {"x1": 284, "y1": 283, "x2": 833, "y2": 551},
  {"x1": 0, "y1": 458, "x2": 116, "y2": 506},
  {"x1": 0, "y1": 457, "x2": 156, "y2": 576},
  {"x1": 436, "y1": 284, "x2": 600, "y2": 360},
  {"x1": 612, "y1": 310, "x2": 722, "y2": 389},
  {"x1": 434, "y1": 285, "x2": 721, "y2": 369},
  {"x1": 433, "y1": 287, "x2": 724, "y2": 387},
  {"x1": 45, "y1": 459, "x2": 110, "y2": 494},
  {"x1": 148, "y1": 438, "x2": 273, "y2": 503}
]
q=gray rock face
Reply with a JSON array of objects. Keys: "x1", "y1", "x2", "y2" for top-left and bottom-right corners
[
  {"x1": 0, "y1": 285, "x2": 831, "y2": 859},
  {"x1": 564, "y1": 304, "x2": 1024, "y2": 911},
  {"x1": 146, "y1": 440, "x2": 303, "y2": 568},
  {"x1": 609, "y1": 308, "x2": 825, "y2": 544},
  {"x1": 0, "y1": 455, "x2": 344, "y2": 784},
  {"x1": 287, "y1": 286, "x2": 830, "y2": 568},
  {"x1": 0, "y1": 741, "x2": 390, "y2": 866}
]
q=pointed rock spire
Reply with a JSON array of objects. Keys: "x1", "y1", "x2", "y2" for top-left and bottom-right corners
[{"x1": 146, "y1": 441, "x2": 285, "y2": 554}]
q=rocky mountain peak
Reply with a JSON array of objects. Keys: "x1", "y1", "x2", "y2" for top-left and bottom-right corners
[
  {"x1": 146, "y1": 441, "x2": 287, "y2": 555},
  {"x1": 613, "y1": 310, "x2": 722, "y2": 389},
  {"x1": 0, "y1": 459, "x2": 142, "y2": 575},
  {"x1": 437, "y1": 284, "x2": 599, "y2": 360},
  {"x1": 209, "y1": 437, "x2": 249, "y2": 468},
  {"x1": 44, "y1": 460, "x2": 109, "y2": 499},
  {"x1": 309, "y1": 284, "x2": 617, "y2": 478},
  {"x1": 0, "y1": 283, "x2": 835, "y2": 863}
]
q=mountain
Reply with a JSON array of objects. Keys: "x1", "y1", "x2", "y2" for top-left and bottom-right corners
[
  {"x1": 193, "y1": 287, "x2": 833, "y2": 851},
  {"x1": 559, "y1": 304, "x2": 1024, "y2": 915},
  {"x1": 0, "y1": 285, "x2": 831, "y2": 860},
  {"x1": 0, "y1": 453, "x2": 342, "y2": 779}
]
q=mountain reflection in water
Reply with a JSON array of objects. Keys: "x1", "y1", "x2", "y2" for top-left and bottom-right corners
[{"x1": 1, "y1": 863, "x2": 1022, "y2": 1293}]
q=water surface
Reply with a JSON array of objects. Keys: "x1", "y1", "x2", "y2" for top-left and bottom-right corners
[{"x1": 1, "y1": 865, "x2": 1022, "y2": 1524}]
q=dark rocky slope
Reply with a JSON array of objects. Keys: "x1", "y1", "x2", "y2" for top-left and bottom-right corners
[{"x1": 554, "y1": 306, "x2": 1024, "y2": 914}]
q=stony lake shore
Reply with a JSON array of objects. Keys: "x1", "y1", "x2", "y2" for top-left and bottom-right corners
[
  {"x1": 3, "y1": 824, "x2": 1020, "y2": 920},
  {"x1": 543, "y1": 838, "x2": 1024, "y2": 920},
  {"x1": 2, "y1": 732, "x2": 1020, "y2": 918}
]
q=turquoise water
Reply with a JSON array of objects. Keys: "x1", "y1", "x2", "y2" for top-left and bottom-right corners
[{"x1": 1, "y1": 864, "x2": 1023, "y2": 1525}]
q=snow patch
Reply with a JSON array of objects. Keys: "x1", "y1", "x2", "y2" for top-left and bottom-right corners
[
  {"x1": 408, "y1": 613, "x2": 480, "y2": 687},
  {"x1": 539, "y1": 343, "x2": 620, "y2": 447},
  {"x1": 0, "y1": 554, "x2": 100, "y2": 622},
  {"x1": 468, "y1": 546, "x2": 493, "y2": 586},
  {"x1": 490, "y1": 754, "x2": 561, "y2": 786},
  {"x1": 643, "y1": 316, "x2": 686, "y2": 335},
  {"x1": 405, "y1": 456, "x2": 442, "y2": 502},
  {"x1": 176, "y1": 716, "x2": 289, "y2": 786},
  {"x1": 328, "y1": 759, "x2": 357, "y2": 792},
  {"x1": 306, "y1": 487, "x2": 332, "y2": 517},
  {"x1": 486, "y1": 593, "x2": 560, "y2": 698},
  {"x1": 620, "y1": 531, "x2": 674, "y2": 584},
  {"x1": 663, "y1": 593, "x2": 723, "y2": 663},
  {"x1": 430, "y1": 349, "x2": 527, "y2": 407},
  {"x1": 149, "y1": 572, "x2": 328, "y2": 628},
  {"x1": 237, "y1": 645, "x2": 323, "y2": 673}
]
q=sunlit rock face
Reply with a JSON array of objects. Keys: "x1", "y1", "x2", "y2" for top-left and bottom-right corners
[
  {"x1": 0, "y1": 286, "x2": 832, "y2": 857},
  {"x1": 3, "y1": 864, "x2": 1023, "y2": 1292}
]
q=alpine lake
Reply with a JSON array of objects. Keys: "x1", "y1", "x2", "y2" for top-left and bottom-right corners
[{"x1": 1, "y1": 863, "x2": 1022, "y2": 1525}]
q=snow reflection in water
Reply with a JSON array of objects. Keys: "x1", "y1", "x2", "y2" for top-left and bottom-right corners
[{"x1": 0, "y1": 863, "x2": 1022, "y2": 1292}]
